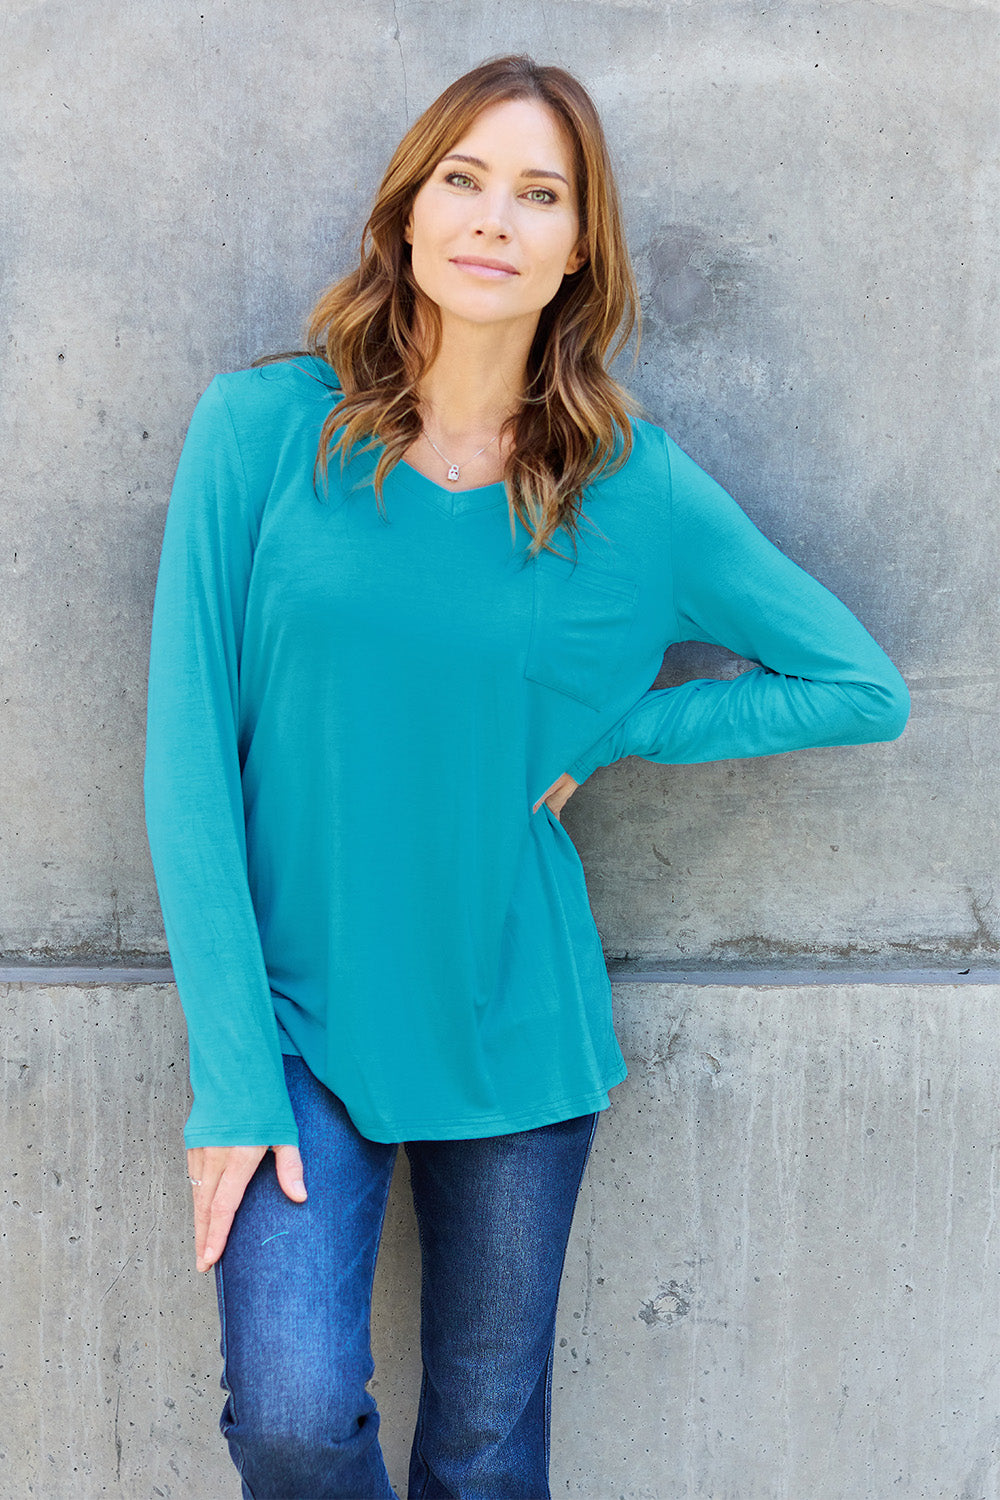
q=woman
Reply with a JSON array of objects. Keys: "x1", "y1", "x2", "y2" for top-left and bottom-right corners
[{"x1": 143, "y1": 53, "x2": 909, "y2": 1500}]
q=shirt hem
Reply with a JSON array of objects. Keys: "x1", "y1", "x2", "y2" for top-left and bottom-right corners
[{"x1": 347, "y1": 1063, "x2": 629, "y2": 1144}]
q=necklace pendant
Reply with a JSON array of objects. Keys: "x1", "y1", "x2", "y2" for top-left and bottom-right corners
[{"x1": 447, "y1": 463, "x2": 461, "y2": 482}]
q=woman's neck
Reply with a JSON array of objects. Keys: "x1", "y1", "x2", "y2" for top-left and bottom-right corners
[{"x1": 414, "y1": 312, "x2": 534, "y2": 444}]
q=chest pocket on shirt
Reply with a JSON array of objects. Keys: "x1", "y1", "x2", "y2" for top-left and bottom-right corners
[{"x1": 524, "y1": 550, "x2": 639, "y2": 712}]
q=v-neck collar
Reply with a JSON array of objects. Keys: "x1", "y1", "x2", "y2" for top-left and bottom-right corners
[
  {"x1": 388, "y1": 458, "x2": 510, "y2": 516},
  {"x1": 290, "y1": 357, "x2": 511, "y2": 517}
]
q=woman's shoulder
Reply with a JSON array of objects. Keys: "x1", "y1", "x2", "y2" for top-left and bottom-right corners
[
  {"x1": 597, "y1": 408, "x2": 673, "y2": 490},
  {"x1": 180, "y1": 357, "x2": 341, "y2": 486},
  {"x1": 617, "y1": 410, "x2": 722, "y2": 496},
  {"x1": 208, "y1": 354, "x2": 341, "y2": 419},
  {"x1": 624, "y1": 408, "x2": 670, "y2": 452},
  {"x1": 592, "y1": 409, "x2": 741, "y2": 540}
]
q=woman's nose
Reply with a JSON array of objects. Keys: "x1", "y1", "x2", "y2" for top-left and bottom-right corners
[{"x1": 472, "y1": 193, "x2": 513, "y2": 239}]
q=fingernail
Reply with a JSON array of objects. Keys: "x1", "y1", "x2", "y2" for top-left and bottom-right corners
[{"x1": 292, "y1": 1180, "x2": 306, "y2": 1197}]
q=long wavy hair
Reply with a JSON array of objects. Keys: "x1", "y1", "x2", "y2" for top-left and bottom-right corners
[{"x1": 303, "y1": 54, "x2": 642, "y2": 558}]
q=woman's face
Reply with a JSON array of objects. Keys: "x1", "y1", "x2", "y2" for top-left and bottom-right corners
[{"x1": 403, "y1": 98, "x2": 588, "y2": 340}]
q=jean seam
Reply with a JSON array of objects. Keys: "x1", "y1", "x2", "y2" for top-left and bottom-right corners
[
  {"x1": 411, "y1": 1366, "x2": 433, "y2": 1499},
  {"x1": 216, "y1": 1257, "x2": 255, "y2": 1499},
  {"x1": 543, "y1": 1337, "x2": 555, "y2": 1478},
  {"x1": 543, "y1": 1111, "x2": 599, "y2": 1491},
  {"x1": 368, "y1": 1141, "x2": 399, "y2": 1277},
  {"x1": 407, "y1": 1159, "x2": 433, "y2": 1500}
]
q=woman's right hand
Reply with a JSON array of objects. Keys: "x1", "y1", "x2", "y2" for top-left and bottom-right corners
[{"x1": 187, "y1": 1143, "x2": 307, "y2": 1273}]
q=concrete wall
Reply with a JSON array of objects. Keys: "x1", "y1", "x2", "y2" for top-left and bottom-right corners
[
  {"x1": 6, "y1": 978, "x2": 1000, "y2": 1499},
  {"x1": 3, "y1": 0, "x2": 997, "y2": 965},
  {"x1": 2, "y1": 2, "x2": 998, "y2": 1497}
]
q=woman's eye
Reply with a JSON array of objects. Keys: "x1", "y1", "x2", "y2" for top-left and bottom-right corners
[{"x1": 441, "y1": 172, "x2": 556, "y2": 205}]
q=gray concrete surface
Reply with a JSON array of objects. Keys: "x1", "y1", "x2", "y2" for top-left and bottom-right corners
[
  {"x1": 6, "y1": 977, "x2": 1000, "y2": 1500},
  {"x1": 2, "y1": 0, "x2": 997, "y2": 965}
]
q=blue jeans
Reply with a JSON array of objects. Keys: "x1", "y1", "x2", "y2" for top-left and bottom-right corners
[{"x1": 214, "y1": 1056, "x2": 599, "y2": 1499}]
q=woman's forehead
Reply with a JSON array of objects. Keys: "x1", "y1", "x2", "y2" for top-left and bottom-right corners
[{"x1": 445, "y1": 98, "x2": 575, "y2": 165}]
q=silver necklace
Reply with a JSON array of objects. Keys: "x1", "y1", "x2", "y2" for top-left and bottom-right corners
[{"x1": 424, "y1": 431, "x2": 499, "y2": 483}]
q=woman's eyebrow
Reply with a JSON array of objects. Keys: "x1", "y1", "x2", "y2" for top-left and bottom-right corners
[{"x1": 439, "y1": 153, "x2": 569, "y2": 186}]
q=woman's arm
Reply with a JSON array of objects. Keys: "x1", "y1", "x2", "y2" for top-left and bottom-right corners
[
  {"x1": 566, "y1": 430, "x2": 909, "y2": 785},
  {"x1": 144, "y1": 377, "x2": 299, "y2": 1150}
]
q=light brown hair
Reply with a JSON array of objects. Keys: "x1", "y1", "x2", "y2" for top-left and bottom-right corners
[{"x1": 304, "y1": 53, "x2": 642, "y2": 557}]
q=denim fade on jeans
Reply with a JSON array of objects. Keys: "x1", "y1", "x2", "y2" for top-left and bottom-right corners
[{"x1": 213, "y1": 1055, "x2": 600, "y2": 1499}]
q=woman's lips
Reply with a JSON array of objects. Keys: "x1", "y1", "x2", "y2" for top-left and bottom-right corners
[{"x1": 449, "y1": 257, "x2": 519, "y2": 279}]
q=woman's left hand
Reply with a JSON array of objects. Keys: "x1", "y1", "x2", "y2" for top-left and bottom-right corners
[{"x1": 532, "y1": 772, "x2": 579, "y2": 821}]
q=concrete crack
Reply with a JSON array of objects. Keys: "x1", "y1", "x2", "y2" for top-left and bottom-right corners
[{"x1": 391, "y1": 0, "x2": 409, "y2": 128}]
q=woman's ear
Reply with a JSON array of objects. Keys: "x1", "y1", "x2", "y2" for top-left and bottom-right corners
[
  {"x1": 565, "y1": 238, "x2": 588, "y2": 275},
  {"x1": 403, "y1": 212, "x2": 414, "y2": 246}
]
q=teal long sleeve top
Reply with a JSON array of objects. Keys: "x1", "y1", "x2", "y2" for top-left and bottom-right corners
[{"x1": 143, "y1": 356, "x2": 909, "y2": 1147}]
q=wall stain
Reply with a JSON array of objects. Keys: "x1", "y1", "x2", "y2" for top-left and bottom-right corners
[{"x1": 639, "y1": 1279, "x2": 693, "y2": 1327}]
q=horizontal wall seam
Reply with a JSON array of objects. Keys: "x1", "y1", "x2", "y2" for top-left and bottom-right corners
[
  {"x1": 0, "y1": 965, "x2": 997, "y2": 987},
  {"x1": 605, "y1": 967, "x2": 1000, "y2": 987}
]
